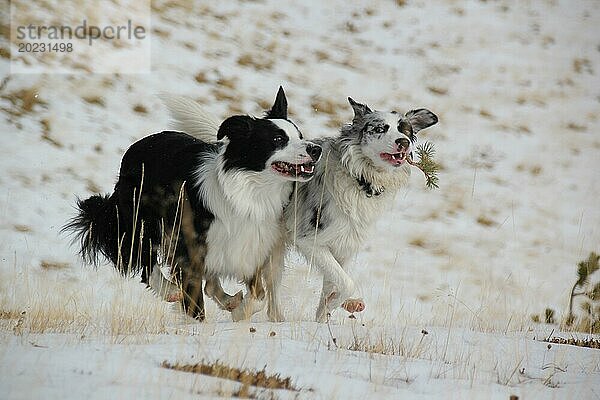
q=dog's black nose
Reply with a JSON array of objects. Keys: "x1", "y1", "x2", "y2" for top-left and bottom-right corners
[
  {"x1": 306, "y1": 144, "x2": 322, "y2": 161},
  {"x1": 395, "y1": 138, "x2": 410, "y2": 149}
]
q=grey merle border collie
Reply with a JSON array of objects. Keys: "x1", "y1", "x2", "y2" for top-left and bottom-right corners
[
  {"x1": 65, "y1": 87, "x2": 322, "y2": 321},
  {"x1": 159, "y1": 95, "x2": 438, "y2": 321}
]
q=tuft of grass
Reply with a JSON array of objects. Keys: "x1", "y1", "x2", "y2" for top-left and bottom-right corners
[
  {"x1": 13, "y1": 224, "x2": 32, "y2": 232},
  {"x1": 544, "y1": 308, "x2": 556, "y2": 324},
  {"x1": 237, "y1": 53, "x2": 273, "y2": 71},
  {"x1": 479, "y1": 109, "x2": 494, "y2": 119},
  {"x1": 82, "y1": 95, "x2": 106, "y2": 107},
  {"x1": 0, "y1": 310, "x2": 22, "y2": 319},
  {"x1": 85, "y1": 179, "x2": 102, "y2": 193},
  {"x1": 543, "y1": 336, "x2": 600, "y2": 349},
  {"x1": 1, "y1": 87, "x2": 47, "y2": 116},
  {"x1": 40, "y1": 260, "x2": 70, "y2": 270},
  {"x1": 152, "y1": 27, "x2": 171, "y2": 38},
  {"x1": 573, "y1": 58, "x2": 593, "y2": 74},
  {"x1": 212, "y1": 87, "x2": 237, "y2": 102},
  {"x1": 216, "y1": 77, "x2": 237, "y2": 90},
  {"x1": 346, "y1": 329, "x2": 430, "y2": 359},
  {"x1": 310, "y1": 96, "x2": 342, "y2": 116},
  {"x1": 133, "y1": 104, "x2": 148, "y2": 114},
  {"x1": 476, "y1": 215, "x2": 496, "y2": 227},
  {"x1": 40, "y1": 118, "x2": 64, "y2": 148},
  {"x1": 162, "y1": 360, "x2": 299, "y2": 392},
  {"x1": 194, "y1": 71, "x2": 208, "y2": 84},
  {"x1": 0, "y1": 266, "x2": 179, "y2": 335},
  {"x1": 563, "y1": 252, "x2": 600, "y2": 333},
  {"x1": 427, "y1": 86, "x2": 448, "y2": 96},
  {"x1": 409, "y1": 237, "x2": 427, "y2": 248},
  {"x1": 566, "y1": 122, "x2": 587, "y2": 132}
]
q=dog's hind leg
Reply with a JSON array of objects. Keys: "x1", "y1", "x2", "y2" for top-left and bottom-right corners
[
  {"x1": 177, "y1": 191, "x2": 208, "y2": 321},
  {"x1": 178, "y1": 262, "x2": 205, "y2": 320},
  {"x1": 204, "y1": 278, "x2": 243, "y2": 312}
]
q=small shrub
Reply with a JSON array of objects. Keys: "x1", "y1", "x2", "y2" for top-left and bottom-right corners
[{"x1": 564, "y1": 252, "x2": 600, "y2": 333}]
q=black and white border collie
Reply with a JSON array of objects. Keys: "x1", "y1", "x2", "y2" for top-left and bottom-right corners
[
  {"x1": 159, "y1": 96, "x2": 437, "y2": 322},
  {"x1": 65, "y1": 87, "x2": 322, "y2": 321}
]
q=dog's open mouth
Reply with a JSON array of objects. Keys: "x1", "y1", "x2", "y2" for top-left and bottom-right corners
[
  {"x1": 380, "y1": 150, "x2": 409, "y2": 166},
  {"x1": 271, "y1": 161, "x2": 315, "y2": 179}
]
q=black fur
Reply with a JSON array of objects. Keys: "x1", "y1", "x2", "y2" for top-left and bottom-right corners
[
  {"x1": 64, "y1": 194, "x2": 120, "y2": 266},
  {"x1": 265, "y1": 86, "x2": 287, "y2": 119},
  {"x1": 64, "y1": 131, "x2": 216, "y2": 319},
  {"x1": 220, "y1": 116, "x2": 291, "y2": 172}
]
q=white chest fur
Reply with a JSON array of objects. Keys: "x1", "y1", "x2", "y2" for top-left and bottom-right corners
[
  {"x1": 195, "y1": 152, "x2": 290, "y2": 280},
  {"x1": 204, "y1": 215, "x2": 282, "y2": 279},
  {"x1": 312, "y1": 152, "x2": 410, "y2": 259}
]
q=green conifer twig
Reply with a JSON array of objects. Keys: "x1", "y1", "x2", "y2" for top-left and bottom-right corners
[
  {"x1": 566, "y1": 252, "x2": 600, "y2": 325},
  {"x1": 407, "y1": 141, "x2": 440, "y2": 189}
]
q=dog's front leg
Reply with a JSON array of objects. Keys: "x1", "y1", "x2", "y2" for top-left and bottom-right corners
[
  {"x1": 230, "y1": 271, "x2": 266, "y2": 322},
  {"x1": 261, "y1": 239, "x2": 285, "y2": 322},
  {"x1": 204, "y1": 278, "x2": 243, "y2": 311},
  {"x1": 315, "y1": 277, "x2": 336, "y2": 322},
  {"x1": 296, "y1": 240, "x2": 356, "y2": 322}
]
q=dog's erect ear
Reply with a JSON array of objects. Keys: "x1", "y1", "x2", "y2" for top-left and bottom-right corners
[
  {"x1": 265, "y1": 86, "x2": 288, "y2": 119},
  {"x1": 217, "y1": 115, "x2": 253, "y2": 140},
  {"x1": 348, "y1": 97, "x2": 372, "y2": 121},
  {"x1": 404, "y1": 109, "x2": 438, "y2": 134}
]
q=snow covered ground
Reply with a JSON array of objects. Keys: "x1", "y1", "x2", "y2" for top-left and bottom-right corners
[{"x1": 1, "y1": 0, "x2": 599, "y2": 398}]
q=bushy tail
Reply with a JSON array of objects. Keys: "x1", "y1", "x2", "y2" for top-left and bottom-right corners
[
  {"x1": 158, "y1": 93, "x2": 220, "y2": 143},
  {"x1": 63, "y1": 194, "x2": 121, "y2": 267}
]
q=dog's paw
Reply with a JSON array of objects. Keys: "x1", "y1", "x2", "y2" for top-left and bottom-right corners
[
  {"x1": 231, "y1": 307, "x2": 247, "y2": 322},
  {"x1": 224, "y1": 290, "x2": 243, "y2": 311},
  {"x1": 341, "y1": 298, "x2": 365, "y2": 313},
  {"x1": 231, "y1": 298, "x2": 265, "y2": 322},
  {"x1": 165, "y1": 291, "x2": 183, "y2": 303}
]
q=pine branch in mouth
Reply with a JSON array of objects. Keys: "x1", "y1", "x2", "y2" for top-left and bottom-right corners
[{"x1": 406, "y1": 141, "x2": 440, "y2": 189}]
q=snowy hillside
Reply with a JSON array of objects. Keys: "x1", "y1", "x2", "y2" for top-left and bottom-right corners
[{"x1": 1, "y1": 0, "x2": 599, "y2": 399}]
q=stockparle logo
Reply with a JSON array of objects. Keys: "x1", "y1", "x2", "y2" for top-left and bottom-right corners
[{"x1": 10, "y1": 1, "x2": 151, "y2": 74}]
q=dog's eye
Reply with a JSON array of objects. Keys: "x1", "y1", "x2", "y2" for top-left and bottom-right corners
[
  {"x1": 374, "y1": 125, "x2": 389, "y2": 134},
  {"x1": 273, "y1": 135, "x2": 286, "y2": 144}
]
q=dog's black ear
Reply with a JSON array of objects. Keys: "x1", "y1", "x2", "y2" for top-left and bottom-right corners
[
  {"x1": 404, "y1": 109, "x2": 438, "y2": 134},
  {"x1": 265, "y1": 86, "x2": 288, "y2": 119},
  {"x1": 217, "y1": 115, "x2": 253, "y2": 140},
  {"x1": 348, "y1": 97, "x2": 372, "y2": 120}
]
